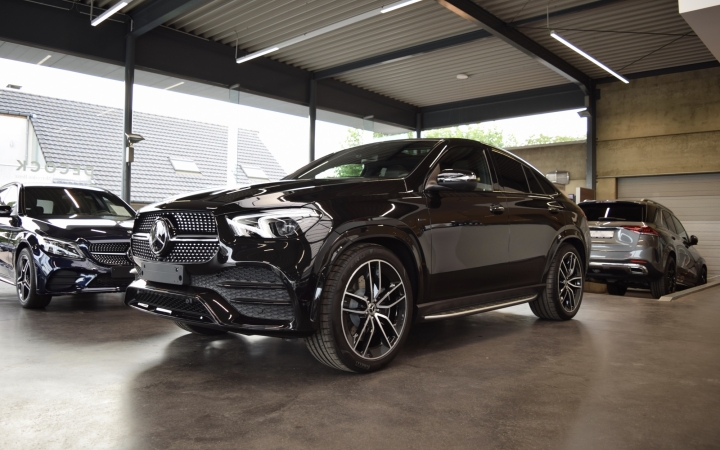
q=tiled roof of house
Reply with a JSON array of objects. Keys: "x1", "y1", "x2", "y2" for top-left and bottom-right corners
[{"x1": 0, "y1": 89, "x2": 284, "y2": 203}]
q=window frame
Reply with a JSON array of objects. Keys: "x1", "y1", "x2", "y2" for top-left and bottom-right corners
[
  {"x1": 488, "y1": 149, "x2": 531, "y2": 194},
  {"x1": 424, "y1": 145, "x2": 501, "y2": 193}
]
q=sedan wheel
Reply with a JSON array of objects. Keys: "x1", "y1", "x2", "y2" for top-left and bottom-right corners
[{"x1": 16, "y1": 248, "x2": 52, "y2": 309}]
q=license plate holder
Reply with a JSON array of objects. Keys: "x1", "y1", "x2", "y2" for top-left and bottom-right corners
[
  {"x1": 591, "y1": 230, "x2": 614, "y2": 239},
  {"x1": 111, "y1": 265, "x2": 134, "y2": 279},
  {"x1": 140, "y1": 261, "x2": 186, "y2": 285}
]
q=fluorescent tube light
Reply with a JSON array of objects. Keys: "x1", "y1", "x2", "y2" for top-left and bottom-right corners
[
  {"x1": 37, "y1": 55, "x2": 52, "y2": 65},
  {"x1": 381, "y1": 0, "x2": 422, "y2": 13},
  {"x1": 164, "y1": 81, "x2": 185, "y2": 90},
  {"x1": 91, "y1": 0, "x2": 130, "y2": 27},
  {"x1": 236, "y1": 46, "x2": 280, "y2": 64},
  {"x1": 550, "y1": 31, "x2": 629, "y2": 84}
]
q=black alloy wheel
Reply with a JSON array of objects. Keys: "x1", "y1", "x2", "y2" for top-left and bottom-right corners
[
  {"x1": 16, "y1": 248, "x2": 52, "y2": 309},
  {"x1": 530, "y1": 243, "x2": 584, "y2": 320},
  {"x1": 650, "y1": 256, "x2": 676, "y2": 299},
  {"x1": 697, "y1": 266, "x2": 708, "y2": 286},
  {"x1": 306, "y1": 243, "x2": 412, "y2": 372}
]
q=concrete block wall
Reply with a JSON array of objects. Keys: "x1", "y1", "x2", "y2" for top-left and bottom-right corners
[{"x1": 506, "y1": 66, "x2": 720, "y2": 198}]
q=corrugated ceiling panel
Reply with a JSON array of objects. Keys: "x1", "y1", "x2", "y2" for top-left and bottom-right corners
[
  {"x1": 335, "y1": 38, "x2": 569, "y2": 107},
  {"x1": 474, "y1": 0, "x2": 600, "y2": 24},
  {"x1": 518, "y1": 0, "x2": 714, "y2": 78},
  {"x1": 167, "y1": 0, "x2": 475, "y2": 72}
]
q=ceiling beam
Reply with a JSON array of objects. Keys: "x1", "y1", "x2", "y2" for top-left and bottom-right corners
[
  {"x1": 420, "y1": 84, "x2": 585, "y2": 129},
  {"x1": 316, "y1": 0, "x2": 624, "y2": 80},
  {"x1": 0, "y1": 0, "x2": 417, "y2": 129},
  {"x1": 130, "y1": 0, "x2": 208, "y2": 37},
  {"x1": 436, "y1": 0, "x2": 593, "y2": 91}
]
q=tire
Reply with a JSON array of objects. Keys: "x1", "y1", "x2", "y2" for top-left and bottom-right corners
[
  {"x1": 697, "y1": 266, "x2": 707, "y2": 286},
  {"x1": 175, "y1": 321, "x2": 228, "y2": 336},
  {"x1": 606, "y1": 283, "x2": 627, "y2": 296},
  {"x1": 15, "y1": 248, "x2": 52, "y2": 309},
  {"x1": 650, "y1": 256, "x2": 676, "y2": 299},
  {"x1": 530, "y1": 244, "x2": 583, "y2": 320},
  {"x1": 305, "y1": 243, "x2": 413, "y2": 373}
]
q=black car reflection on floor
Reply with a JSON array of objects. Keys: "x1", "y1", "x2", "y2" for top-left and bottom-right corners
[
  {"x1": 0, "y1": 183, "x2": 136, "y2": 308},
  {"x1": 124, "y1": 139, "x2": 591, "y2": 372}
]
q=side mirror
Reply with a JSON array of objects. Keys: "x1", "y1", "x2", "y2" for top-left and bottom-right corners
[
  {"x1": 435, "y1": 169, "x2": 478, "y2": 191},
  {"x1": 0, "y1": 205, "x2": 12, "y2": 217},
  {"x1": 689, "y1": 235, "x2": 699, "y2": 246}
]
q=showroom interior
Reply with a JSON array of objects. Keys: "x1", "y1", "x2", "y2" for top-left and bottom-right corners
[{"x1": 1, "y1": 0, "x2": 720, "y2": 448}]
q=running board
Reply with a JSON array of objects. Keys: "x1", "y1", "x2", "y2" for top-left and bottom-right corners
[{"x1": 422, "y1": 295, "x2": 537, "y2": 321}]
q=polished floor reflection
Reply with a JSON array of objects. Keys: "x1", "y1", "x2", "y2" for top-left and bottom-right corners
[{"x1": 1, "y1": 283, "x2": 719, "y2": 449}]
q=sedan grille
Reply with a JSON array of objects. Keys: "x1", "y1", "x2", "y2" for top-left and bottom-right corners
[{"x1": 88, "y1": 242, "x2": 132, "y2": 266}]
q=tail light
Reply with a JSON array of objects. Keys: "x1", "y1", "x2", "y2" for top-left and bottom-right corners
[{"x1": 622, "y1": 226, "x2": 659, "y2": 236}]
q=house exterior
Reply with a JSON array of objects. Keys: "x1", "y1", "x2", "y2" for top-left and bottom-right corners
[{"x1": 0, "y1": 89, "x2": 285, "y2": 205}]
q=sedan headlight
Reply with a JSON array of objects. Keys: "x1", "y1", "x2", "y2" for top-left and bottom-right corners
[
  {"x1": 226, "y1": 208, "x2": 321, "y2": 239},
  {"x1": 37, "y1": 235, "x2": 84, "y2": 260}
]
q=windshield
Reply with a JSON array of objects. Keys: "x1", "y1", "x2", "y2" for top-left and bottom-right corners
[
  {"x1": 24, "y1": 187, "x2": 134, "y2": 219},
  {"x1": 579, "y1": 202, "x2": 645, "y2": 222},
  {"x1": 286, "y1": 141, "x2": 439, "y2": 180}
]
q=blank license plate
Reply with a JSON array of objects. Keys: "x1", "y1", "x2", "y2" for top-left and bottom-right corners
[
  {"x1": 591, "y1": 230, "x2": 614, "y2": 239},
  {"x1": 140, "y1": 261, "x2": 186, "y2": 285}
]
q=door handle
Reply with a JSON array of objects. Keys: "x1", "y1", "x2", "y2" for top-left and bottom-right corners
[{"x1": 490, "y1": 204, "x2": 505, "y2": 214}]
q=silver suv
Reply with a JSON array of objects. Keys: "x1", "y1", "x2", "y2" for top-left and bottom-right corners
[{"x1": 578, "y1": 199, "x2": 707, "y2": 298}]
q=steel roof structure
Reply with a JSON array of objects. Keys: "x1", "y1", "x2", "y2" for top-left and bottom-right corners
[{"x1": 1, "y1": 0, "x2": 717, "y2": 200}]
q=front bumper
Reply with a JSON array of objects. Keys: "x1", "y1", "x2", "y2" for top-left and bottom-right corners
[
  {"x1": 35, "y1": 251, "x2": 135, "y2": 295},
  {"x1": 124, "y1": 266, "x2": 315, "y2": 338}
]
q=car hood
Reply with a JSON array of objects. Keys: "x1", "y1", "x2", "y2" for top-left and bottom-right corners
[
  {"x1": 22, "y1": 217, "x2": 135, "y2": 242},
  {"x1": 139, "y1": 178, "x2": 407, "y2": 216}
]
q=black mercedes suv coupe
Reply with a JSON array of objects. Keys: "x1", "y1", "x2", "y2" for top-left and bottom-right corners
[
  {"x1": 0, "y1": 182, "x2": 136, "y2": 308},
  {"x1": 125, "y1": 139, "x2": 590, "y2": 372}
]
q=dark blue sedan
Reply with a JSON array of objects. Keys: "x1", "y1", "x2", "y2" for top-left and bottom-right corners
[{"x1": 0, "y1": 182, "x2": 136, "y2": 308}]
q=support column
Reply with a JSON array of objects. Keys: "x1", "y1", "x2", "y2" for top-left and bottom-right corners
[
  {"x1": 415, "y1": 112, "x2": 422, "y2": 138},
  {"x1": 122, "y1": 32, "x2": 135, "y2": 202},
  {"x1": 308, "y1": 76, "x2": 317, "y2": 162},
  {"x1": 585, "y1": 84, "x2": 597, "y2": 191}
]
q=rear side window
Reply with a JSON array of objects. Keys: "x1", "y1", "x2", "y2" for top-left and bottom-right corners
[
  {"x1": 523, "y1": 166, "x2": 545, "y2": 195},
  {"x1": 579, "y1": 203, "x2": 645, "y2": 221},
  {"x1": 662, "y1": 210, "x2": 677, "y2": 233},
  {"x1": 491, "y1": 151, "x2": 529, "y2": 193}
]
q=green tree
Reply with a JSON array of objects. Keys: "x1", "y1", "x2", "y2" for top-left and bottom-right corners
[
  {"x1": 341, "y1": 128, "x2": 363, "y2": 149},
  {"x1": 524, "y1": 134, "x2": 584, "y2": 145},
  {"x1": 422, "y1": 125, "x2": 518, "y2": 148}
]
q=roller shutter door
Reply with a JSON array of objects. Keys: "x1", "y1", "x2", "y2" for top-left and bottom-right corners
[{"x1": 618, "y1": 173, "x2": 720, "y2": 277}]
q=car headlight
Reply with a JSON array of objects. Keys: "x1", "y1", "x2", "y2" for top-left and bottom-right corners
[
  {"x1": 226, "y1": 208, "x2": 321, "y2": 239},
  {"x1": 37, "y1": 235, "x2": 84, "y2": 259}
]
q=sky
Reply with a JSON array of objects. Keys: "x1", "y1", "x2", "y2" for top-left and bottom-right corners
[{"x1": 0, "y1": 57, "x2": 587, "y2": 175}]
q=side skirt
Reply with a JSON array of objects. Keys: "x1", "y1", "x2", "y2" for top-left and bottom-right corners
[
  {"x1": 416, "y1": 284, "x2": 543, "y2": 322},
  {"x1": 422, "y1": 295, "x2": 536, "y2": 321}
]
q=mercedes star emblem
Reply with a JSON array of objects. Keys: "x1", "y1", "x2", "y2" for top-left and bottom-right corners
[{"x1": 149, "y1": 218, "x2": 172, "y2": 256}]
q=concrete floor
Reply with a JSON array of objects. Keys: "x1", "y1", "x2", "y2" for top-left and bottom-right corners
[{"x1": 1, "y1": 283, "x2": 719, "y2": 450}]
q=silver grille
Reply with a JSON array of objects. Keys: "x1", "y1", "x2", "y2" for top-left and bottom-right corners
[
  {"x1": 132, "y1": 210, "x2": 220, "y2": 264},
  {"x1": 131, "y1": 237, "x2": 219, "y2": 263},
  {"x1": 88, "y1": 242, "x2": 132, "y2": 266},
  {"x1": 135, "y1": 211, "x2": 217, "y2": 235}
]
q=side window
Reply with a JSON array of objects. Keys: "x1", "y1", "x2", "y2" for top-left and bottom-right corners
[
  {"x1": 0, "y1": 186, "x2": 18, "y2": 209},
  {"x1": 535, "y1": 174, "x2": 558, "y2": 195},
  {"x1": 671, "y1": 215, "x2": 689, "y2": 239},
  {"x1": 490, "y1": 151, "x2": 529, "y2": 193},
  {"x1": 662, "y1": 211, "x2": 677, "y2": 234},
  {"x1": 436, "y1": 147, "x2": 493, "y2": 192},
  {"x1": 523, "y1": 166, "x2": 545, "y2": 195}
]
